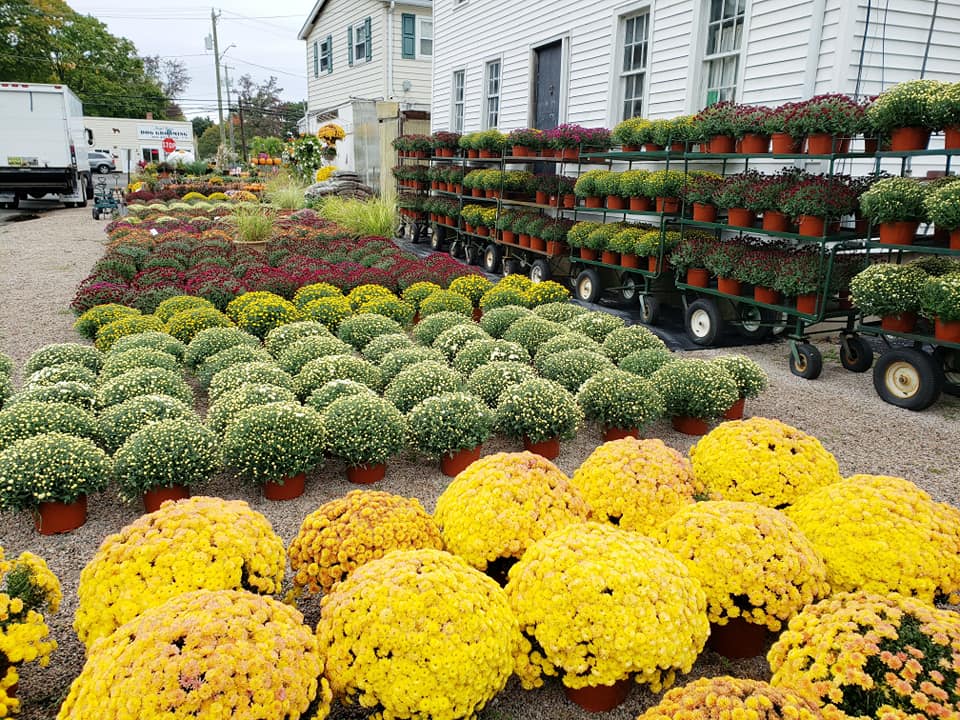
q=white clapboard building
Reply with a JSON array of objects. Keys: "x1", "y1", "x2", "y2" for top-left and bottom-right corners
[{"x1": 83, "y1": 116, "x2": 196, "y2": 172}]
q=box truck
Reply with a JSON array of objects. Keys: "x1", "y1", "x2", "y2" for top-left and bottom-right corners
[{"x1": 0, "y1": 82, "x2": 94, "y2": 209}]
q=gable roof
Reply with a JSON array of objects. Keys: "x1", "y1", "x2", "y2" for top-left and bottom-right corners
[{"x1": 298, "y1": 0, "x2": 431, "y2": 40}]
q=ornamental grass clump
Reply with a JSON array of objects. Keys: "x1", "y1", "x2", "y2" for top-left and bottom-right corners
[
  {"x1": 25, "y1": 343, "x2": 103, "y2": 375},
  {"x1": 690, "y1": 418, "x2": 841, "y2": 508},
  {"x1": 432, "y1": 323, "x2": 491, "y2": 360},
  {"x1": 62, "y1": 589, "x2": 329, "y2": 720},
  {"x1": 433, "y1": 451, "x2": 591, "y2": 572},
  {"x1": 108, "y1": 331, "x2": 185, "y2": 360},
  {"x1": 337, "y1": 313, "x2": 404, "y2": 350},
  {"x1": 317, "y1": 549, "x2": 521, "y2": 720},
  {"x1": 576, "y1": 370, "x2": 665, "y2": 433},
  {"x1": 495, "y1": 378, "x2": 582, "y2": 443},
  {"x1": 453, "y1": 338, "x2": 529, "y2": 374},
  {"x1": 384, "y1": 361, "x2": 461, "y2": 413},
  {"x1": 0, "y1": 401, "x2": 98, "y2": 452},
  {"x1": 570, "y1": 438, "x2": 703, "y2": 533},
  {"x1": 95, "y1": 315, "x2": 165, "y2": 351},
  {"x1": 74, "y1": 497, "x2": 286, "y2": 647},
  {"x1": 620, "y1": 346, "x2": 677, "y2": 377},
  {"x1": 786, "y1": 474, "x2": 960, "y2": 602},
  {"x1": 419, "y1": 289, "x2": 473, "y2": 318},
  {"x1": 639, "y1": 676, "x2": 826, "y2": 720},
  {"x1": 278, "y1": 334, "x2": 353, "y2": 374},
  {"x1": 289, "y1": 491, "x2": 443, "y2": 594},
  {"x1": 295, "y1": 354, "x2": 383, "y2": 398},
  {"x1": 506, "y1": 522, "x2": 709, "y2": 692},
  {"x1": 656, "y1": 501, "x2": 829, "y2": 631},
  {"x1": 95, "y1": 366, "x2": 193, "y2": 410},
  {"x1": 321, "y1": 394, "x2": 408, "y2": 468},
  {"x1": 207, "y1": 362, "x2": 294, "y2": 402},
  {"x1": 768, "y1": 591, "x2": 960, "y2": 720},
  {"x1": 222, "y1": 403, "x2": 325, "y2": 485},
  {"x1": 97, "y1": 394, "x2": 199, "y2": 452},
  {"x1": 537, "y1": 348, "x2": 615, "y2": 392},
  {"x1": 652, "y1": 358, "x2": 739, "y2": 421},
  {"x1": 468, "y1": 361, "x2": 539, "y2": 408},
  {"x1": 408, "y1": 392, "x2": 495, "y2": 459},
  {"x1": 0, "y1": 433, "x2": 112, "y2": 514},
  {"x1": 73, "y1": 304, "x2": 140, "y2": 340},
  {"x1": 98, "y1": 347, "x2": 179, "y2": 382},
  {"x1": 206, "y1": 383, "x2": 296, "y2": 435},
  {"x1": 566, "y1": 311, "x2": 626, "y2": 342},
  {"x1": 112, "y1": 419, "x2": 219, "y2": 502},
  {"x1": 478, "y1": 305, "x2": 532, "y2": 337},
  {"x1": 182, "y1": 326, "x2": 260, "y2": 369}
]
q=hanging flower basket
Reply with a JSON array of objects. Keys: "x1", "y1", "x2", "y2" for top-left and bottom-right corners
[
  {"x1": 564, "y1": 679, "x2": 632, "y2": 713},
  {"x1": 143, "y1": 485, "x2": 190, "y2": 513},
  {"x1": 440, "y1": 445, "x2": 482, "y2": 477},
  {"x1": 707, "y1": 616, "x2": 769, "y2": 659},
  {"x1": 263, "y1": 473, "x2": 306, "y2": 501},
  {"x1": 34, "y1": 496, "x2": 88, "y2": 535},
  {"x1": 347, "y1": 463, "x2": 387, "y2": 484}
]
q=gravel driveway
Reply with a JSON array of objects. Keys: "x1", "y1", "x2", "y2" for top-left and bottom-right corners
[{"x1": 0, "y1": 209, "x2": 958, "y2": 720}]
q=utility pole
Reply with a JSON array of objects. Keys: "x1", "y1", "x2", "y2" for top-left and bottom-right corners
[
  {"x1": 238, "y1": 99, "x2": 248, "y2": 162},
  {"x1": 223, "y1": 64, "x2": 236, "y2": 154},
  {"x1": 210, "y1": 8, "x2": 225, "y2": 151}
]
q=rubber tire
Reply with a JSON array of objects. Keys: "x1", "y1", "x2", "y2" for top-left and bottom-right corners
[
  {"x1": 789, "y1": 343, "x2": 823, "y2": 380},
  {"x1": 638, "y1": 295, "x2": 660, "y2": 325},
  {"x1": 482, "y1": 244, "x2": 502, "y2": 274},
  {"x1": 463, "y1": 243, "x2": 481, "y2": 266},
  {"x1": 873, "y1": 348, "x2": 943, "y2": 410},
  {"x1": 574, "y1": 268, "x2": 602, "y2": 304},
  {"x1": 529, "y1": 259, "x2": 551, "y2": 283},
  {"x1": 502, "y1": 258, "x2": 521, "y2": 276},
  {"x1": 97, "y1": 164, "x2": 111, "y2": 174},
  {"x1": 449, "y1": 239, "x2": 465, "y2": 259},
  {"x1": 685, "y1": 298, "x2": 723, "y2": 346},
  {"x1": 619, "y1": 273, "x2": 639, "y2": 305},
  {"x1": 735, "y1": 304, "x2": 773, "y2": 340},
  {"x1": 92, "y1": 208, "x2": 99, "y2": 220},
  {"x1": 429, "y1": 229, "x2": 444, "y2": 251},
  {"x1": 934, "y1": 347, "x2": 960, "y2": 396},
  {"x1": 839, "y1": 334, "x2": 873, "y2": 373}
]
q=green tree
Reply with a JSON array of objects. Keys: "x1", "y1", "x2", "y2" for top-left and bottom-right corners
[
  {"x1": 192, "y1": 116, "x2": 214, "y2": 139},
  {"x1": 0, "y1": 0, "x2": 171, "y2": 118},
  {"x1": 197, "y1": 125, "x2": 221, "y2": 160}
]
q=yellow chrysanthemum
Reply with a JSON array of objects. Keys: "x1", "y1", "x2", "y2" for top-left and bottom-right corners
[{"x1": 638, "y1": 676, "x2": 826, "y2": 719}]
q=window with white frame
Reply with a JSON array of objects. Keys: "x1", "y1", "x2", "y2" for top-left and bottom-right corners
[
  {"x1": 319, "y1": 38, "x2": 331, "y2": 73},
  {"x1": 419, "y1": 19, "x2": 433, "y2": 57},
  {"x1": 484, "y1": 60, "x2": 501, "y2": 128},
  {"x1": 452, "y1": 69, "x2": 465, "y2": 133},
  {"x1": 703, "y1": 0, "x2": 746, "y2": 104},
  {"x1": 619, "y1": 11, "x2": 649, "y2": 120},
  {"x1": 353, "y1": 21, "x2": 368, "y2": 63}
]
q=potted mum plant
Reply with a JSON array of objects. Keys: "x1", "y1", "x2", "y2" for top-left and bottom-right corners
[
  {"x1": 932, "y1": 81, "x2": 960, "y2": 149},
  {"x1": 742, "y1": 169, "x2": 802, "y2": 232},
  {"x1": 608, "y1": 226, "x2": 647, "y2": 268},
  {"x1": 866, "y1": 79, "x2": 944, "y2": 150},
  {"x1": 657, "y1": 501, "x2": 829, "y2": 658},
  {"x1": 704, "y1": 240, "x2": 748, "y2": 295},
  {"x1": 611, "y1": 116, "x2": 654, "y2": 151},
  {"x1": 577, "y1": 369, "x2": 665, "y2": 440},
  {"x1": 566, "y1": 221, "x2": 602, "y2": 260},
  {"x1": 495, "y1": 377, "x2": 582, "y2": 459},
  {"x1": 0, "y1": 432, "x2": 112, "y2": 534},
  {"x1": 924, "y1": 180, "x2": 960, "y2": 249},
  {"x1": 640, "y1": 677, "x2": 827, "y2": 719},
  {"x1": 573, "y1": 169, "x2": 610, "y2": 208},
  {"x1": 739, "y1": 246, "x2": 789, "y2": 304},
  {"x1": 506, "y1": 522, "x2": 709, "y2": 712},
  {"x1": 774, "y1": 249, "x2": 823, "y2": 313},
  {"x1": 729, "y1": 104, "x2": 773, "y2": 153},
  {"x1": 651, "y1": 358, "x2": 739, "y2": 435},
  {"x1": 859, "y1": 176, "x2": 929, "y2": 245},
  {"x1": 681, "y1": 171, "x2": 725, "y2": 222},
  {"x1": 670, "y1": 231, "x2": 717, "y2": 287},
  {"x1": 431, "y1": 131, "x2": 461, "y2": 157},
  {"x1": 322, "y1": 394, "x2": 408, "y2": 483},
  {"x1": 714, "y1": 171, "x2": 763, "y2": 228},
  {"x1": 507, "y1": 128, "x2": 543, "y2": 157},
  {"x1": 620, "y1": 169, "x2": 652, "y2": 210},
  {"x1": 645, "y1": 169, "x2": 685, "y2": 213},
  {"x1": 779, "y1": 175, "x2": 858, "y2": 237},
  {"x1": 849, "y1": 262, "x2": 927, "y2": 332},
  {"x1": 597, "y1": 172, "x2": 629, "y2": 210},
  {"x1": 113, "y1": 419, "x2": 219, "y2": 511},
  {"x1": 711, "y1": 354, "x2": 769, "y2": 419},
  {"x1": 921, "y1": 273, "x2": 960, "y2": 343},
  {"x1": 221, "y1": 402, "x2": 326, "y2": 500},
  {"x1": 474, "y1": 129, "x2": 507, "y2": 158},
  {"x1": 692, "y1": 101, "x2": 739, "y2": 153},
  {"x1": 408, "y1": 392, "x2": 496, "y2": 476},
  {"x1": 791, "y1": 94, "x2": 864, "y2": 154},
  {"x1": 763, "y1": 101, "x2": 804, "y2": 153}
]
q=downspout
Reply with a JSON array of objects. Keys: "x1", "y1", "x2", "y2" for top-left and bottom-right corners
[
  {"x1": 387, "y1": 1, "x2": 396, "y2": 100},
  {"x1": 801, "y1": 0, "x2": 829, "y2": 99}
]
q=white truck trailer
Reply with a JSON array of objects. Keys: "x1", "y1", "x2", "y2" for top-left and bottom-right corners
[{"x1": 0, "y1": 82, "x2": 94, "y2": 209}]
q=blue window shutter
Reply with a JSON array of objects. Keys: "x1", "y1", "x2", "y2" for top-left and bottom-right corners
[
  {"x1": 348, "y1": 26, "x2": 354, "y2": 66},
  {"x1": 401, "y1": 14, "x2": 415, "y2": 59},
  {"x1": 313, "y1": 41, "x2": 319, "y2": 77},
  {"x1": 364, "y1": 17, "x2": 372, "y2": 61},
  {"x1": 326, "y1": 35, "x2": 333, "y2": 73}
]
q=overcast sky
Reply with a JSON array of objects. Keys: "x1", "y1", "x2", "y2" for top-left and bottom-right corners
[{"x1": 70, "y1": 1, "x2": 311, "y2": 119}]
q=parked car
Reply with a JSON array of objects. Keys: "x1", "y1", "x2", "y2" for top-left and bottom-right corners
[{"x1": 88, "y1": 151, "x2": 116, "y2": 174}]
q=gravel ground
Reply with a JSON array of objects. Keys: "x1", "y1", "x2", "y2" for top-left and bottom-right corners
[{"x1": 1, "y1": 209, "x2": 959, "y2": 720}]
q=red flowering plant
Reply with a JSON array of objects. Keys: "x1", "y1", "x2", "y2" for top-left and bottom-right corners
[
  {"x1": 713, "y1": 170, "x2": 764, "y2": 210},
  {"x1": 544, "y1": 124, "x2": 612, "y2": 150},
  {"x1": 704, "y1": 239, "x2": 747, "y2": 278},
  {"x1": 692, "y1": 101, "x2": 740, "y2": 138},
  {"x1": 430, "y1": 131, "x2": 462, "y2": 150},
  {"x1": 729, "y1": 105, "x2": 774, "y2": 138},
  {"x1": 779, "y1": 175, "x2": 859, "y2": 220},
  {"x1": 681, "y1": 172, "x2": 726, "y2": 205},
  {"x1": 773, "y1": 249, "x2": 822, "y2": 297},
  {"x1": 760, "y1": 102, "x2": 803, "y2": 135},
  {"x1": 669, "y1": 231, "x2": 719, "y2": 272},
  {"x1": 787, "y1": 94, "x2": 864, "y2": 137},
  {"x1": 737, "y1": 242, "x2": 791, "y2": 288},
  {"x1": 742, "y1": 168, "x2": 804, "y2": 213},
  {"x1": 507, "y1": 128, "x2": 544, "y2": 152}
]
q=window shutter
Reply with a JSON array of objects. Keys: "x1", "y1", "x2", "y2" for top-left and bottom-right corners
[
  {"x1": 313, "y1": 41, "x2": 319, "y2": 77},
  {"x1": 348, "y1": 26, "x2": 354, "y2": 66},
  {"x1": 364, "y1": 17, "x2": 372, "y2": 61},
  {"x1": 326, "y1": 35, "x2": 333, "y2": 73},
  {"x1": 401, "y1": 14, "x2": 416, "y2": 59}
]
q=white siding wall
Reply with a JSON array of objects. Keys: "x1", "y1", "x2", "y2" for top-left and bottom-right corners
[
  {"x1": 304, "y1": 0, "x2": 388, "y2": 112},
  {"x1": 739, "y1": 0, "x2": 813, "y2": 105},
  {"x1": 391, "y1": 4, "x2": 434, "y2": 107}
]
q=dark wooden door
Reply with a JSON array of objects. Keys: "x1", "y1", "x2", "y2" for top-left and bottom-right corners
[{"x1": 533, "y1": 40, "x2": 562, "y2": 130}]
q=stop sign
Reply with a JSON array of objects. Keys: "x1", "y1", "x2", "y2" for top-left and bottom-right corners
[{"x1": 162, "y1": 137, "x2": 176, "y2": 153}]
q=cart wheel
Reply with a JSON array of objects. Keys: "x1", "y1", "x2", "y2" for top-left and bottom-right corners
[
  {"x1": 529, "y1": 259, "x2": 551, "y2": 283},
  {"x1": 685, "y1": 298, "x2": 723, "y2": 346},
  {"x1": 429, "y1": 231, "x2": 444, "y2": 251},
  {"x1": 502, "y1": 258, "x2": 521, "y2": 276},
  {"x1": 735, "y1": 304, "x2": 773, "y2": 340},
  {"x1": 449, "y1": 239, "x2": 465, "y2": 259},
  {"x1": 934, "y1": 347, "x2": 960, "y2": 396},
  {"x1": 463, "y1": 243, "x2": 481, "y2": 266},
  {"x1": 619, "y1": 273, "x2": 638, "y2": 305},
  {"x1": 873, "y1": 348, "x2": 943, "y2": 410},
  {"x1": 638, "y1": 295, "x2": 660, "y2": 326},
  {"x1": 574, "y1": 269, "x2": 602, "y2": 304},
  {"x1": 92, "y1": 208, "x2": 99, "y2": 220},
  {"x1": 483, "y1": 244, "x2": 502, "y2": 274},
  {"x1": 839, "y1": 334, "x2": 873, "y2": 373},
  {"x1": 789, "y1": 343, "x2": 823, "y2": 380}
]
